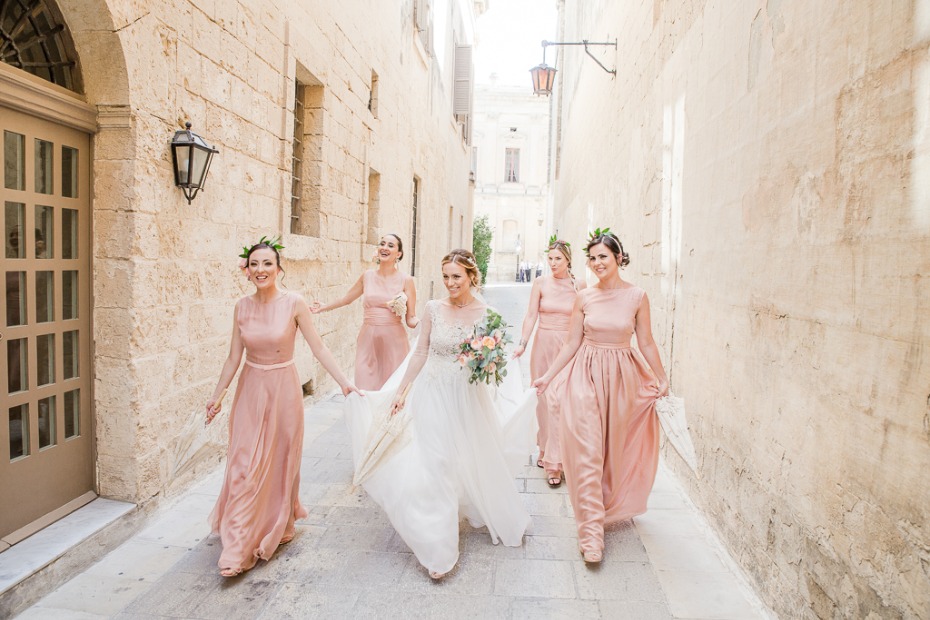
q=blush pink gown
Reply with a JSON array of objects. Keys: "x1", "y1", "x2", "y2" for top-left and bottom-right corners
[
  {"x1": 529, "y1": 275, "x2": 578, "y2": 472},
  {"x1": 209, "y1": 292, "x2": 308, "y2": 571},
  {"x1": 559, "y1": 286, "x2": 660, "y2": 555},
  {"x1": 355, "y1": 270, "x2": 411, "y2": 390}
]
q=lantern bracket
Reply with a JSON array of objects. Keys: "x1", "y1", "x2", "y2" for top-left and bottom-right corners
[{"x1": 541, "y1": 39, "x2": 617, "y2": 76}]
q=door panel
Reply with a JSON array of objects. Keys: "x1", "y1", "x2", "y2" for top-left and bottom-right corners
[{"x1": 1, "y1": 105, "x2": 93, "y2": 539}]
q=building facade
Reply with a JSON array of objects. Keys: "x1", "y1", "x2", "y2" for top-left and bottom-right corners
[
  {"x1": 549, "y1": 1, "x2": 929, "y2": 617},
  {"x1": 0, "y1": 0, "x2": 479, "y2": 549},
  {"x1": 473, "y1": 83, "x2": 550, "y2": 282}
]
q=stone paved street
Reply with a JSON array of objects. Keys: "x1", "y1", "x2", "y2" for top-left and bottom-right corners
[{"x1": 15, "y1": 284, "x2": 770, "y2": 619}]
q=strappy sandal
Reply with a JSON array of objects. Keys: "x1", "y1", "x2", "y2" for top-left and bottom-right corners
[
  {"x1": 220, "y1": 567, "x2": 244, "y2": 577},
  {"x1": 536, "y1": 452, "x2": 545, "y2": 468},
  {"x1": 547, "y1": 471, "x2": 562, "y2": 488},
  {"x1": 279, "y1": 533, "x2": 295, "y2": 545}
]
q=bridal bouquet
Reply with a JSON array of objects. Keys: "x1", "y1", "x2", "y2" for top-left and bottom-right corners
[
  {"x1": 386, "y1": 292, "x2": 407, "y2": 318},
  {"x1": 457, "y1": 309, "x2": 512, "y2": 386}
]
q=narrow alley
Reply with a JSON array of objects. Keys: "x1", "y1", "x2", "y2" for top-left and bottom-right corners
[{"x1": 11, "y1": 284, "x2": 768, "y2": 619}]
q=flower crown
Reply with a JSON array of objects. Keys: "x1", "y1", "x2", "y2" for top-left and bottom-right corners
[
  {"x1": 587, "y1": 227, "x2": 612, "y2": 241},
  {"x1": 548, "y1": 234, "x2": 571, "y2": 249},
  {"x1": 239, "y1": 235, "x2": 284, "y2": 259}
]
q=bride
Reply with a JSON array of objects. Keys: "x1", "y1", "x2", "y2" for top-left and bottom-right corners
[{"x1": 343, "y1": 249, "x2": 536, "y2": 579}]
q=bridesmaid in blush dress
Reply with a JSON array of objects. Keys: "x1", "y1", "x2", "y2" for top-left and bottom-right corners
[
  {"x1": 513, "y1": 238, "x2": 584, "y2": 487},
  {"x1": 205, "y1": 239, "x2": 359, "y2": 577},
  {"x1": 533, "y1": 231, "x2": 669, "y2": 564},
  {"x1": 312, "y1": 234, "x2": 418, "y2": 390}
]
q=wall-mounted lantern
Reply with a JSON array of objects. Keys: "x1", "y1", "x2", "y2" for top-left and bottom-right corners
[
  {"x1": 529, "y1": 39, "x2": 618, "y2": 97},
  {"x1": 170, "y1": 122, "x2": 219, "y2": 204}
]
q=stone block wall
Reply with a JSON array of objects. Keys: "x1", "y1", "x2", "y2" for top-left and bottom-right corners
[
  {"x1": 58, "y1": 0, "x2": 474, "y2": 504},
  {"x1": 551, "y1": 1, "x2": 929, "y2": 617}
]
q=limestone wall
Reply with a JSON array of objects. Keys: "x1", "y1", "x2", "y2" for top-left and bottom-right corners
[
  {"x1": 551, "y1": 1, "x2": 930, "y2": 617},
  {"x1": 62, "y1": 0, "x2": 475, "y2": 503}
]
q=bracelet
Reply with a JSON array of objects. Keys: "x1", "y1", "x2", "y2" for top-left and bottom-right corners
[{"x1": 519, "y1": 339, "x2": 527, "y2": 347}]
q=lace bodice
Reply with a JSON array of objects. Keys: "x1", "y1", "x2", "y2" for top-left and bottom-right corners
[{"x1": 420, "y1": 300, "x2": 485, "y2": 381}]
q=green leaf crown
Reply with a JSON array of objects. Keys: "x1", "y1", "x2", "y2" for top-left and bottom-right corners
[
  {"x1": 587, "y1": 227, "x2": 611, "y2": 241},
  {"x1": 239, "y1": 235, "x2": 285, "y2": 259},
  {"x1": 547, "y1": 234, "x2": 571, "y2": 249}
]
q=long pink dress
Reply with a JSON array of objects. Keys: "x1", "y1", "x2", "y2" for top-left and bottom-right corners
[
  {"x1": 209, "y1": 292, "x2": 308, "y2": 571},
  {"x1": 355, "y1": 270, "x2": 411, "y2": 390},
  {"x1": 559, "y1": 286, "x2": 660, "y2": 554},
  {"x1": 529, "y1": 275, "x2": 578, "y2": 471}
]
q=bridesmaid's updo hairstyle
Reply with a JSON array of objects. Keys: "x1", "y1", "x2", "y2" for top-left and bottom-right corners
[
  {"x1": 442, "y1": 249, "x2": 481, "y2": 288},
  {"x1": 586, "y1": 232, "x2": 630, "y2": 268},
  {"x1": 547, "y1": 239, "x2": 573, "y2": 271},
  {"x1": 385, "y1": 233, "x2": 404, "y2": 261}
]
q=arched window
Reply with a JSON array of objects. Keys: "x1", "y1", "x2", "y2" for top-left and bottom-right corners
[{"x1": 0, "y1": 0, "x2": 80, "y2": 91}]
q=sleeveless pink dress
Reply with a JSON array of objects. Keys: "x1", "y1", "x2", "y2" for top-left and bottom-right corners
[
  {"x1": 356, "y1": 270, "x2": 411, "y2": 390},
  {"x1": 559, "y1": 286, "x2": 660, "y2": 555},
  {"x1": 529, "y1": 275, "x2": 578, "y2": 471},
  {"x1": 209, "y1": 292, "x2": 308, "y2": 571}
]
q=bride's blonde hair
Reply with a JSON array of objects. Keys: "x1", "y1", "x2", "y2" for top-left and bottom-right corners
[{"x1": 441, "y1": 249, "x2": 481, "y2": 289}]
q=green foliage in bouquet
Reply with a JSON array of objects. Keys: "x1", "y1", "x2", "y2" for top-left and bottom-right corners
[{"x1": 457, "y1": 309, "x2": 513, "y2": 386}]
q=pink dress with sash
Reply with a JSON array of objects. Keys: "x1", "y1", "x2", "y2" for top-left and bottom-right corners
[
  {"x1": 559, "y1": 286, "x2": 660, "y2": 554},
  {"x1": 529, "y1": 275, "x2": 578, "y2": 471},
  {"x1": 355, "y1": 270, "x2": 411, "y2": 390},
  {"x1": 209, "y1": 292, "x2": 308, "y2": 571}
]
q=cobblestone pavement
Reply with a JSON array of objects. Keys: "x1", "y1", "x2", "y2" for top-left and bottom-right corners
[{"x1": 16, "y1": 284, "x2": 770, "y2": 619}]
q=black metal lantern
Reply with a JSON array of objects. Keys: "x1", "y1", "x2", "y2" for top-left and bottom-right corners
[{"x1": 170, "y1": 122, "x2": 219, "y2": 204}]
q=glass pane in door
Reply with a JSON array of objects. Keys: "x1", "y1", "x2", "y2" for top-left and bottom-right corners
[
  {"x1": 36, "y1": 271, "x2": 55, "y2": 323},
  {"x1": 37, "y1": 334, "x2": 55, "y2": 386},
  {"x1": 62, "y1": 270, "x2": 78, "y2": 319},
  {"x1": 62, "y1": 209, "x2": 78, "y2": 258},
  {"x1": 35, "y1": 205, "x2": 53, "y2": 258},
  {"x1": 38, "y1": 396, "x2": 56, "y2": 449},
  {"x1": 35, "y1": 139, "x2": 54, "y2": 195},
  {"x1": 7, "y1": 337, "x2": 27, "y2": 393},
  {"x1": 5, "y1": 201, "x2": 24, "y2": 258},
  {"x1": 62, "y1": 146, "x2": 78, "y2": 198},
  {"x1": 4, "y1": 131, "x2": 25, "y2": 190},
  {"x1": 64, "y1": 389, "x2": 79, "y2": 439},
  {"x1": 6, "y1": 271, "x2": 26, "y2": 326},
  {"x1": 9, "y1": 404, "x2": 29, "y2": 460},
  {"x1": 63, "y1": 330, "x2": 78, "y2": 379}
]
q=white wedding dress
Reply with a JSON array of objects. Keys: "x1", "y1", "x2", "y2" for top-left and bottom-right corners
[{"x1": 343, "y1": 299, "x2": 537, "y2": 574}]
